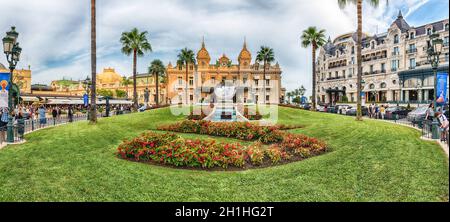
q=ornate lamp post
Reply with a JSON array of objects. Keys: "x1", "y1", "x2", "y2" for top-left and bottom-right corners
[
  {"x1": 398, "y1": 79, "x2": 404, "y2": 106},
  {"x1": 427, "y1": 33, "x2": 443, "y2": 139},
  {"x1": 2, "y1": 27, "x2": 22, "y2": 143}
]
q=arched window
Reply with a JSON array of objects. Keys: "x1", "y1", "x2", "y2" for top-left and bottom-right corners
[
  {"x1": 394, "y1": 34, "x2": 399, "y2": 44},
  {"x1": 445, "y1": 24, "x2": 449, "y2": 31},
  {"x1": 371, "y1": 41, "x2": 375, "y2": 49},
  {"x1": 427, "y1": 28, "x2": 432, "y2": 35}
]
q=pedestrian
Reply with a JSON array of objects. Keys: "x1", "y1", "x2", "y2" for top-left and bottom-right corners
[
  {"x1": 68, "y1": 105, "x2": 74, "y2": 123},
  {"x1": 380, "y1": 105, "x2": 386, "y2": 120},
  {"x1": 425, "y1": 103, "x2": 434, "y2": 121},
  {"x1": 57, "y1": 106, "x2": 62, "y2": 121},
  {"x1": 375, "y1": 105, "x2": 379, "y2": 119},
  {"x1": 38, "y1": 106, "x2": 47, "y2": 128},
  {"x1": 52, "y1": 107, "x2": 58, "y2": 125},
  {"x1": 435, "y1": 112, "x2": 449, "y2": 142},
  {"x1": 0, "y1": 108, "x2": 8, "y2": 142}
]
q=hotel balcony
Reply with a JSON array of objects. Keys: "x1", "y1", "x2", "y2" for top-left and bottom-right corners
[
  {"x1": 406, "y1": 48, "x2": 417, "y2": 54},
  {"x1": 326, "y1": 76, "x2": 345, "y2": 81}
]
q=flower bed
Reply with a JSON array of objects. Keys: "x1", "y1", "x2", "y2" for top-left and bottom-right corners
[
  {"x1": 117, "y1": 124, "x2": 327, "y2": 170},
  {"x1": 157, "y1": 120, "x2": 303, "y2": 144}
]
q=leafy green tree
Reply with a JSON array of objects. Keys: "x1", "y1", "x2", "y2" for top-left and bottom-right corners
[
  {"x1": 115, "y1": 89, "x2": 127, "y2": 98},
  {"x1": 120, "y1": 28, "x2": 152, "y2": 110},
  {"x1": 301, "y1": 26, "x2": 326, "y2": 111},
  {"x1": 121, "y1": 76, "x2": 132, "y2": 99},
  {"x1": 98, "y1": 89, "x2": 114, "y2": 98}
]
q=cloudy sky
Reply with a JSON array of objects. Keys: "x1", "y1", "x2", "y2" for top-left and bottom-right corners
[{"x1": 0, "y1": 0, "x2": 448, "y2": 96}]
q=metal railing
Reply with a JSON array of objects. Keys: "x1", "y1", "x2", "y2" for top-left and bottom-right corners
[{"x1": 0, "y1": 110, "x2": 133, "y2": 145}]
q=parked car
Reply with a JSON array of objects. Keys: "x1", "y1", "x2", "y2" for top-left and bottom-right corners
[
  {"x1": 316, "y1": 105, "x2": 325, "y2": 112},
  {"x1": 346, "y1": 106, "x2": 368, "y2": 116},
  {"x1": 406, "y1": 106, "x2": 428, "y2": 124},
  {"x1": 385, "y1": 106, "x2": 411, "y2": 120},
  {"x1": 301, "y1": 103, "x2": 311, "y2": 110},
  {"x1": 335, "y1": 105, "x2": 352, "y2": 115}
]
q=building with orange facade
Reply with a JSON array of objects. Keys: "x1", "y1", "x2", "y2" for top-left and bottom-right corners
[{"x1": 166, "y1": 40, "x2": 285, "y2": 105}]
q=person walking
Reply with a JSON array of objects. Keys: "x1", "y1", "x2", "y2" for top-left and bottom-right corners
[
  {"x1": 0, "y1": 108, "x2": 8, "y2": 142},
  {"x1": 52, "y1": 107, "x2": 58, "y2": 125},
  {"x1": 68, "y1": 105, "x2": 74, "y2": 123},
  {"x1": 380, "y1": 105, "x2": 386, "y2": 120},
  {"x1": 435, "y1": 112, "x2": 449, "y2": 142},
  {"x1": 38, "y1": 106, "x2": 47, "y2": 128},
  {"x1": 425, "y1": 103, "x2": 435, "y2": 121}
]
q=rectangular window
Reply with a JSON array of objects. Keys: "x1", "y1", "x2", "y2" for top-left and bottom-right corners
[
  {"x1": 335, "y1": 71, "x2": 338, "y2": 78},
  {"x1": 189, "y1": 77, "x2": 194, "y2": 86},
  {"x1": 348, "y1": 68, "x2": 353, "y2": 77},
  {"x1": 266, "y1": 79, "x2": 270, "y2": 86},
  {"x1": 243, "y1": 77, "x2": 247, "y2": 84},
  {"x1": 342, "y1": 70, "x2": 346, "y2": 78},
  {"x1": 178, "y1": 77, "x2": 183, "y2": 85},
  {"x1": 211, "y1": 77, "x2": 216, "y2": 84},
  {"x1": 393, "y1": 47, "x2": 399, "y2": 56},
  {"x1": 255, "y1": 79, "x2": 259, "y2": 85},
  {"x1": 391, "y1": 60, "x2": 398, "y2": 71},
  {"x1": 266, "y1": 95, "x2": 270, "y2": 102},
  {"x1": 409, "y1": 58, "x2": 416, "y2": 69},
  {"x1": 381, "y1": 63, "x2": 386, "y2": 73},
  {"x1": 233, "y1": 77, "x2": 237, "y2": 84},
  {"x1": 370, "y1": 65, "x2": 374, "y2": 73}
]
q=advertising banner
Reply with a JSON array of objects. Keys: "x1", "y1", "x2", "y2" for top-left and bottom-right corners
[
  {"x1": 436, "y1": 72, "x2": 448, "y2": 105},
  {"x1": 0, "y1": 72, "x2": 10, "y2": 108}
]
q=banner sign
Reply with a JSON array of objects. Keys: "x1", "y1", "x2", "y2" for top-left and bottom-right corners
[
  {"x1": 361, "y1": 92, "x2": 366, "y2": 107},
  {"x1": 436, "y1": 72, "x2": 448, "y2": 105},
  {"x1": 0, "y1": 72, "x2": 10, "y2": 108},
  {"x1": 83, "y1": 93, "x2": 89, "y2": 107}
]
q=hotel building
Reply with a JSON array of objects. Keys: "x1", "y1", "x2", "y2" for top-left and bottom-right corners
[{"x1": 316, "y1": 11, "x2": 449, "y2": 105}]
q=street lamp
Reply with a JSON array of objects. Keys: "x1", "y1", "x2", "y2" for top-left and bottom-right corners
[
  {"x1": 416, "y1": 83, "x2": 421, "y2": 107},
  {"x1": 2, "y1": 26, "x2": 22, "y2": 143},
  {"x1": 427, "y1": 33, "x2": 443, "y2": 139},
  {"x1": 398, "y1": 79, "x2": 404, "y2": 106}
]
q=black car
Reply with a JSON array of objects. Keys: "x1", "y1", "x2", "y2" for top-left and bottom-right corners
[{"x1": 385, "y1": 106, "x2": 411, "y2": 120}]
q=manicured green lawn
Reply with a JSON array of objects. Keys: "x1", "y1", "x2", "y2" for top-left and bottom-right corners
[{"x1": 0, "y1": 107, "x2": 448, "y2": 202}]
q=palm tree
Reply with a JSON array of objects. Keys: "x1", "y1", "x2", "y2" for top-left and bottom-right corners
[
  {"x1": 301, "y1": 27, "x2": 326, "y2": 111},
  {"x1": 338, "y1": 0, "x2": 384, "y2": 120},
  {"x1": 89, "y1": 0, "x2": 97, "y2": 124},
  {"x1": 286, "y1": 92, "x2": 293, "y2": 104},
  {"x1": 256, "y1": 46, "x2": 275, "y2": 104},
  {"x1": 120, "y1": 28, "x2": 152, "y2": 110},
  {"x1": 149, "y1": 59, "x2": 166, "y2": 106},
  {"x1": 121, "y1": 76, "x2": 132, "y2": 99},
  {"x1": 177, "y1": 48, "x2": 196, "y2": 104}
]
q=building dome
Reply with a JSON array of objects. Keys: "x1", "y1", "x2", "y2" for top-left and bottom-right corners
[
  {"x1": 197, "y1": 38, "x2": 211, "y2": 63},
  {"x1": 97, "y1": 68, "x2": 123, "y2": 84},
  {"x1": 238, "y1": 40, "x2": 252, "y2": 62}
]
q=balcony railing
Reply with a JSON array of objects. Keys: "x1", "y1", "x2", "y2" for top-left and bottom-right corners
[
  {"x1": 326, "y1": 76, "x2": 344, "y2": 81},
  {"x1": 391, "y1": 52, "x2": 400, "y2": 56},
  {"x1": 406, "y1": 48, "x2": 417, "y2": 54}
]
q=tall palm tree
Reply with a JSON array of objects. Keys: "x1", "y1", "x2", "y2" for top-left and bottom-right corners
[
  {"x1": 149, "y1": 59, "x2": 166, "y2": 106},
  {"x1": 255, "y1": 46, "x2": 275, "y2": 104},
  {"x1": 338, "y1": 0, "x2": 384, "y2": 120},
  {"x1": 286, "y1": 92, "x2": 292, "y2": 104},
  {"x1": 121, "y1": 76, "x2": 132, "y2": 99},
  {"x1": 177, "y1": 48, "x2": 196, "y2": 104},
  {"x1": 120, "y1": 28, "x2": 152, "y2": 110},
  {"x1": 90, "y1": 0, "x2": 97, "y2": 124},
  {"x1": 301, "y1": 27, "x2": 326, "y2": 111}
]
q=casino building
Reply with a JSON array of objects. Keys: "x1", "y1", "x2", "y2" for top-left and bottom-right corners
[
  {"x1": 166, "y1": 39, "x2": 285, "y2": 105},
  {"x1": 316, "y1": 11, "x2": 449, "y2": 105}
]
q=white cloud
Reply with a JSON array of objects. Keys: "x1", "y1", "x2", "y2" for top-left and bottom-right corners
[{"x1": 0, "y1": 0, "x2": 446, "y2": 97}]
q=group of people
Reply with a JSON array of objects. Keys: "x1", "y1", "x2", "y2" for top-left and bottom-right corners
[
  {"x1": 368, "y1": 103, "x2": 388, "y2": 120},
  {"x1": 425, "y1": 103, "x2": 449, "y2": 142}
]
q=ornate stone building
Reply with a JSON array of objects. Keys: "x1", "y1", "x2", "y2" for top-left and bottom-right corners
[
  {"x1": 51, "y1": 68, "x2": 166, "y2": 104},
  {"x1": 316, "y1": 11, "x2": 449, "y2": 104},
  {"x1": 166, "y1": 39, "x2": 284, "y2": 104}
]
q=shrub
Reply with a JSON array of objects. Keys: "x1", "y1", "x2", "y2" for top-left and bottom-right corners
[{"x1": 246, "y1": 142, "x2": 265, "y2": 165}]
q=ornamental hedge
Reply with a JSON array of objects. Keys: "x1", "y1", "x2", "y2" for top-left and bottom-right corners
[{"x1": 117, "y1": 121, "x2": 327, "y2": 170}]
